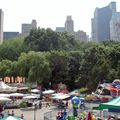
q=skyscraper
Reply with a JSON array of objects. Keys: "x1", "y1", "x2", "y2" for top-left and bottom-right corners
[
  {"x1": 22, "y1": 19, "x2": 37, "y2": 35},
  {"x1": 91, "y1": 18, "x2": 96, "y2": 41},
  {"x1": 65, "y1": 16, "x2": 74, "y2": 34},
  {"x1": 91, "y1": 2, "x2": 116, "y2": 42},
  {"x1": 56, "y1": 27, "x2": 65, "y2": 32},
  {"x1": 110, "y1": 12, "x2": 120, "y2": 41},
  {"x1": 0, "y1": 9, "x2": 4, "y2": 44}
]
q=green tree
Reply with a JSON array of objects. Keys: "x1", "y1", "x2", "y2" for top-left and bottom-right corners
[
  {"x1": 23, "y1": 28, "x2": 78, "y2": 51},
  {"x1": 17, "y1": 51, "x2": 51, "y2": 84},
  {"x1": 49, "y1": 51, "x2": 68, "y2": 83},
  {"x1": 79, "y1": 45, "x2": 109, "y2": 91},
  {"x1": 0, "y1": 36, "x2": 24, "y2": 61},
  {"x1": 67, "y1": 51, "x2": 83, "y2": 90},
  {"x1": 0, "y1": 60, "x2": 12, "y2": 79},
  {"x1": 24, "y1": 28, "x2": 61, "y2": 51},
  {"x1": 27, "y1": 51, "x2": 51, "y2": 84}
]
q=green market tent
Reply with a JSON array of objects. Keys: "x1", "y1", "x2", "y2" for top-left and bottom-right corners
[
  {"x1": 97, "y1": 96, "x2": 120, "y2": 110},
  {"x1": 0, "y1": 116, "x2": 24, "y2": 120}
]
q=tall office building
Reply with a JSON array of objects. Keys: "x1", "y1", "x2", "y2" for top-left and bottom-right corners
[
  {"x1": 109, "y1": 2, "x2": 116, "y2": 13},
  {"x1": 56, "y1": 27, "x2": 65, "y2": 32},
  {"x1": 22, "y1": 19, "x2": 37, "y2": 35},
  {"x1": 91, "y1": 18, "x2": 96, "y2": 41},
  {"x1": 0, "y1": 9, "x2": 3, "y2": 44},
  {"x1": 110, "y1": 12, "x2": 120, "y2": 41},
  {"x1": 65, "y1": 16, "x2": 74, "y2": 34},
  {"x1": 4, "y1": 32, "x2": 20, "y2": 40},
  {"x1": 91, "y1": 2, "x2": 116, "y2": 42}
]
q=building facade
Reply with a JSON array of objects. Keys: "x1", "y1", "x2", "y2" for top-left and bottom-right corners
[
  {"x1": 65, "y1": 16, "x2": 74, "y2": 34},
  {"x1": 56, "y1": 15, "x2": 88, "y2": 41},
  {"x1": 4, "y1": 32, "x2": 20, "y2": 40},
  {"x1": 56, "y1": 27, "x2": 65, "y2": 32},
  {"x1": 91, "y1": 2, "x2": 116, "y2": 42},
  {"x1": 0, "y1": 9, "x2": 3, "y2": 44},
  {"x1": 22, "y1": 19, "x2": 37, "y2": 35},
  {"x1": 74, "y1": 30, "x2": 88, "y2": 42},
  {"x1": 110, "y1": 12, "x2": 120, "y2": 41}
]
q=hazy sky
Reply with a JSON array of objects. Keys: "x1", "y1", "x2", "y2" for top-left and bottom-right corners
[{"x1": 0, "y1": 0, "x2": 120, "y2": 36}]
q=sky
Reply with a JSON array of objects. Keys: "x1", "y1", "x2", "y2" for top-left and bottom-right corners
[{"x1": 0, "y1": 0, "x2": 120, "y2": 36}]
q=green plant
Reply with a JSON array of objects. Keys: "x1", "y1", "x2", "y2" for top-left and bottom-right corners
[{"x1": 19, "y1": 102, "x2": 27, "y2": 108}]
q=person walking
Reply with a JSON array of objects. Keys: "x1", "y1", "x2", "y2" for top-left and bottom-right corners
[
  {"x1": 39, "y1": 101, "x2": 42, "y2": 109},
  {"x1": 45, "y1": 96, "x2": 50, "y2": 107},
  {"x1": 65, "y1": 100, "x2": 68, "y2": 109},
  {"x1": 46, "y1": 102, "x2": 50, "y2": 107}
]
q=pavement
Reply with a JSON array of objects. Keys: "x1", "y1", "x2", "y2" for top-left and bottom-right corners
[
  {"x1": 3, "y1": 105, "x2": 60, "y2": 120},
  {"x1": 2, "y1": 102, "x2": 97, "y2": 120},
  {"x1": 2, "y1": 101, "x2": 111, "y2": 120}
]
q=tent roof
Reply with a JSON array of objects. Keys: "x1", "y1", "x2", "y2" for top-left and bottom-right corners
[
  {"x1": 0, "y1": 81, "x2": 17, "y2": 92},
  {"x1": 31, "y1": 89, "x2": 39, "y2": 93},
  {"x1": 1, "y1": 116, "x2": 24, "y2": 120},
  {"x1": 42, "y1": 90, "x2": 55, "y2": 95},
  {"x1": 51, "y1": 93, "x2": 70, "y2": 100},
  {"x1": 10, "y1": 93, "x2": 24, "y2": 97},
  {"x1": 0, "y1": 80, "x2": 11, "y2": 89},
  {"x1": 98, "y1": 96, "x2": 120, "y2": 110}
]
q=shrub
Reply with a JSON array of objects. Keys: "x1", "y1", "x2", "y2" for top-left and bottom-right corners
[{"x1": 19, "y1": 102, "x2": 27, "y2": 108}]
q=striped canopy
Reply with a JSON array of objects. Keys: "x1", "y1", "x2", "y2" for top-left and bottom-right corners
[{"x1": 98, "y1": 96, "x2": 120, "y2": 110}]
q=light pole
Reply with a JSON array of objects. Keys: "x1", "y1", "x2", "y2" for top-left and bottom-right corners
[
  {"x1": 33, "y1": 102, "x2": 36, "y2": 120},
  {"x1": 34, "y1": 107, "x2": 36, "y2": 120}
]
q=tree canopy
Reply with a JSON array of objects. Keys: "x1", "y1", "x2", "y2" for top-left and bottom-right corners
[
  {"x1": 0, "y1": 28, "x2": 120, "y2": 91},
  {"x1": 23, "y1": 28, "x2": 78, "y2": 51}
]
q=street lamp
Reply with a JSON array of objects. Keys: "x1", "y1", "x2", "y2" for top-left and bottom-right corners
[{"x1": 33, "y1": 102, "x2": 37, "y2": 120}]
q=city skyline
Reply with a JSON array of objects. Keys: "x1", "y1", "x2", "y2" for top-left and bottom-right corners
[{"x1": 0, "y1": 0, "x2": 120, "y2": 37}]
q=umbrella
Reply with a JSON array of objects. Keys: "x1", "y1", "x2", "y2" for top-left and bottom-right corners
[{"x1": 1, "y1": 116, "x2": 24, "y2": 120}]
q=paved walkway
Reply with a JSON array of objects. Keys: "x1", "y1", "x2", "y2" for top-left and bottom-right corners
[
  {"x1": 3, "y1": 101, "x2": 105, "y2": 120},
  {"x1": 4, "y1": 105, "x2": 59, "y2": 120}
]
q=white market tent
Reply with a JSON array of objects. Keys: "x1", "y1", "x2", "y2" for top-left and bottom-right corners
[
  {"x1": 31, "y1": 94, "x2": 40, "y2": 98},
  {"x1": 31, "y1": 89, "x2": 40, "y2": 93},
  {"x1": 23, "y1": 93, "x2": 40, "y2": 99},
  {"x1": 0, "y1": 94, "x2": 10, "y2": 97},
  {"x1": 23, "y1": 95, "x2": 39, "y2": 99},
  {"x1": 52, "y1": 93, "x2": 70, "y2": 100},
  {"x1": 10, "y1": 93, "x2": 24, "y2": 97},
  {"x1": 42, "y1": 90, "x2": 55, "y2": 95},
  {"x1": 17, "y1": 87, "x2": 28, "y2": 91},
  {"x1": 0, "y1": 80, "x2": 17, "y2": 92},
  {"x1": 0, "y1": 97, "x2": 11, "y2": 102},
  {"x1": 68, "y1": 90, "x2": 80, "y2": 96}
]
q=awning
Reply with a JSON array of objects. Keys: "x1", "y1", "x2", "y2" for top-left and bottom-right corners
[{"x1": 97, "y1": 96, "x2": 120, "y2": 110}]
